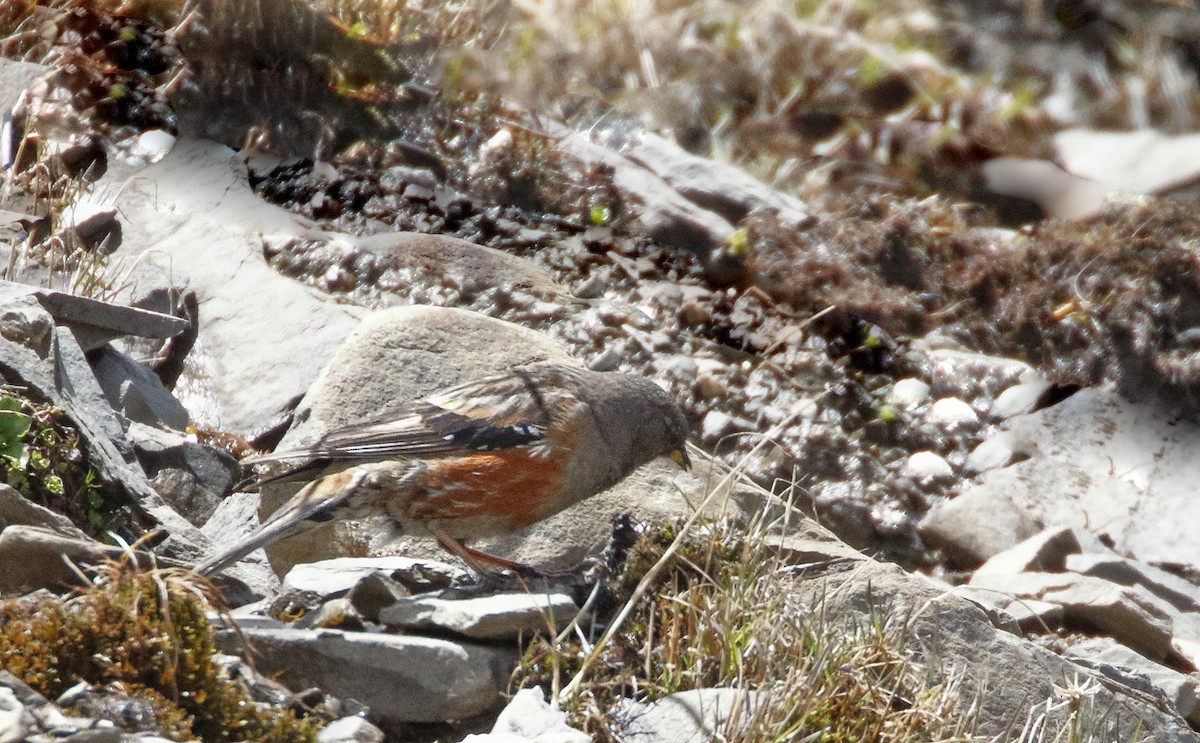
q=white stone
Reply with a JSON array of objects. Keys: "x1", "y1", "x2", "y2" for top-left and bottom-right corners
[
  {"x1": 129, "y1": 129, "x2": 176, "y2": 163},
  {"x1": 992, "y1": 380, "x2": 1052, "y2": 419},
  {"x1": 378, "y1": 592, "x2": 579, "y2": 640},
  {"x1": 283, "y1": 556, "x2": 465, "y2": 596},
  {"x1": 317, "y1": 716, "x2": 385, "y2": 743},
  {"x1": 0, "y1": 687, "x2": 26, "y2": 743},
  {"x1": 966, "y1": 437, "x2": 1016, "y2": 474},
  {"x1": 929, "y1": 397, "x2": 979, "y2": 427},
  {"x1": 889, "y1": 378, "x2": 931, "y2": 406},
  {"x1": 904, "y1": 451, "x2": 953, "y2": 480},
  {"x1": 701, "y1": 410, "x2": 734, "y2": 440},
  {"x1": 467, "y1": 687, "x2": 590, "y2": 743}
]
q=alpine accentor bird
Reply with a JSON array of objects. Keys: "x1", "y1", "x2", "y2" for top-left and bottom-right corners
[{"x1": 195, "y1": 362, "x2": 690, "y2": 576}]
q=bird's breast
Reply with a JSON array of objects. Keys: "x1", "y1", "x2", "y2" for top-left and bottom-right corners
[{"x1": 401, "y1": 447, "x2": 569, "y2": 537}]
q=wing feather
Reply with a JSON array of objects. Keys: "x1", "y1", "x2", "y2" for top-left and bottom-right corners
[{"x1": 251, "y1": 369, "x2": 580, "y2": 467}]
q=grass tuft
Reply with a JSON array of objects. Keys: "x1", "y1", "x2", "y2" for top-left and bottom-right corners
[
  {"x1": 516, "y1": 517, "x2": 979, "y2": 742},
  {"x1": 0, "y1": 555, "x2": 319, "y2": 741}
]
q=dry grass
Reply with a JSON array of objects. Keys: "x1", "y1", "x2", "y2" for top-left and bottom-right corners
[{"x1": 516, "y1": 502, "x2": 983, "y2": 742}]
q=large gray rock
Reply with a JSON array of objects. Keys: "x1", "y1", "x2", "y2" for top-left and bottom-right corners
[
  {"x1": 793, "y1": 560, "x2": 1197, "y2": 741},
  {"x1": 917, "y1": 486, "x2": 1041, "y2": 568},
  {"x1": 99, "y1": 137, "x2": 365, "y2": 437},
  {"x1": 276, "y1": 304, "x2": 575, "y2": 450},
  {"x1": 216, "y1": 629, "x2": 516, "y2": 730},
  {"x1": 0, "y1": 525, "x2": 194, "y2": 595},
  {"x1": 961, "y1": 388, "x2": 1200, "y2": 574},
  {"x1": 254, "y1": 305, "x2": 576, "y2": 573},
  {"x1": 92, "y1": 347, "x2": 189, "y2": 431},
  {"x1": 127, "y1": 422, "x2": 239, "y2": 526},
  {"x1": 1064, "y1": 637, "x2": 1200, "y2": 726}
]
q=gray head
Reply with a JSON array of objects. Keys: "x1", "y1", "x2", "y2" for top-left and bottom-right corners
[{"x1": 569, "y1": 368, "x2": 691, "y2": 474}]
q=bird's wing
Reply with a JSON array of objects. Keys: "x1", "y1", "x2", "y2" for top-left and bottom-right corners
[{"x1": 251, "y1": 369, "x2": 583, "y2": 466}]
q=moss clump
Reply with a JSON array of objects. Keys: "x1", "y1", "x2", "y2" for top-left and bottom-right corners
[{"x1": 0, "y1": 562, "x2": 318, "y2": 742}]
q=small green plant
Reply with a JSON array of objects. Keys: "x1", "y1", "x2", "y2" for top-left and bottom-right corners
[
  {"x1": 0, "y1": 396, "x2": 33, "y2": 466},
  {"x1": 0, "y1": 392, "x2": 122, "y2": 539},
  {"x1": 589, "y1": 203, "x2": 612, "y2": 226},
  {"x1": 726, "y1": 227, "x2": 750, "y2": 258}
]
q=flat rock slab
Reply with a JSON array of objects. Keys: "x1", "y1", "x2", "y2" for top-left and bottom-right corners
[
  {"x1": 282, "y1": 556, "x2": 465, "y2": 597},
  {"x1": 1066, "y1": 554, "x2": 1200, "y2": 613},
  {"x1": 219, "y1": 628, "x2": 517, "y2": 728},
  {"x1": 378, "y1": 591, "x2": 579, "y2": 639},
  {"x1": 973, "y1": 526, "x2": 1083, "y2": 578},
  {"x1": 0, "y1": 281, "x2": 188, "y2": 351},
  {"x1": 1056, "y1": 128, "x2": 1200, "y2": 196},
  {"x1": 967, "y1": 572, "x2": 1176, "y2": 661}
]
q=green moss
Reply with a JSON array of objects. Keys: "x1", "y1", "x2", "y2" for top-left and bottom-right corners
[{"x1": 0, "y1": 565, "x2": 319, "y2": 741}]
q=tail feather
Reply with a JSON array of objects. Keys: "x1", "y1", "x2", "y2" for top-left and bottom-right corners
[{"x1": 195, "y1": 470, "x2": 360, "y2": 576}]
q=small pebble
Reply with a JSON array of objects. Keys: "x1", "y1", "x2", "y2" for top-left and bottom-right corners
[
  {"x1": 889, "y1": 378, "x2": 931, "y2": 406},
  {"x1": 929, "y1": 397, "x2": 979, "y2": 428},
  {"x1": 905, "y1": 451, "x2": 953, "y2": 480},
  {"x1": 702, "y1": 410, "x2": 735, "y2": 440}
]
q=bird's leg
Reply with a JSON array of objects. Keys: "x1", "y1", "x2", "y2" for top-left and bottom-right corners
[{"x1": 432, "y1": 529, "x2": 546, "y2": 579}]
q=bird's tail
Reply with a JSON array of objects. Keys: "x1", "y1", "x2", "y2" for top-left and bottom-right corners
[{"x1": 194, "y1": 470, "x2": 362, "y2": 576}]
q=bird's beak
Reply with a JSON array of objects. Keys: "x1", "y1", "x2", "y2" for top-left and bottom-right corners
[{"x1": 670, "y1": 448, "x2": 691, "y2": 470}]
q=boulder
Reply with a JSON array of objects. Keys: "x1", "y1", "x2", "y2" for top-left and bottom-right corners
[{"x1": 215, "y1": 629, "x2": 517, "y2": 730}]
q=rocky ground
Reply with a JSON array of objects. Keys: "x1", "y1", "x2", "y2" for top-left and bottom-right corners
[{"x1": 0, "y1": 0, "x2": 1199, "y2": 741}]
